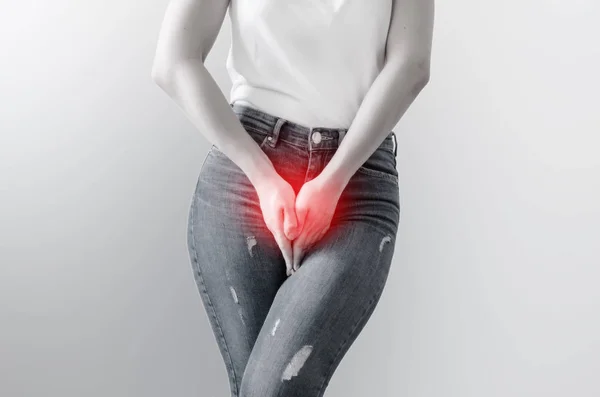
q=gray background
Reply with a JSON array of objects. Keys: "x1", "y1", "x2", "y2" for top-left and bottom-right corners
[{"x1": 1, "y1": 1, "x2": 599, "y2": 396}]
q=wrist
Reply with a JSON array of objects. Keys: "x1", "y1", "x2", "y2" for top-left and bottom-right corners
[
  {"x1": 315, "y1": 166, "x2": 349, "y2": 196},
  {"x1": 240, "y1": 147, "x2": 279, "y2": 188}
]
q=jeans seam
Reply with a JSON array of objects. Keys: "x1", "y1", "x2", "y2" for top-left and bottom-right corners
[
  {"x1": 314, "y1": 286, "x2": 382, "y2": 397},
  {"x1": 314, "y1": 225, "x2": 394, "y2": 396},
  {"x1": 189, "y1": 197, "x2": 240, "y2": 396},
  {"x1": 243, "y1": 125, "x2": 269, "y2": 137}
]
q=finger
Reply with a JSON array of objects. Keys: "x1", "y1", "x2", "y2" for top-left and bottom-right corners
[
  {"x1": 295, "y1": 202, "x2": 309, "y2": 227},
  {"x1": 292, "y1": 206, "x2": 312, "y2": 270},
  {"x1": 294, "y1": 223, "x2": 328, "y2": 269},
  {"x1": 282, "y1": 200, "x2": 299, "y2": 240},
  {"x1": 275, "y1": 205, "x2": 296, "y2": 272},
  {"x1": 267, "y1": 206, "x2": 294, "y2": 275},
  {"x1": 316, "y1": 225, "x2": 329, "y2": 242},
  {"x1": 273, "y1": 229, "x2": 294, "y2": 275},
  {"x1": 292, "y1": 232, "x2": 307, "y2": 272}
]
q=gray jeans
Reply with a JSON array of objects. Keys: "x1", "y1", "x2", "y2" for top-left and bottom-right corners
[{"x1": 186, "y1": 102, "x2": 400, "y2": 397}]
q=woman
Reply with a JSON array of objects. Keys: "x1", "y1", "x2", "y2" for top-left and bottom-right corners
[{"x1": 151, "y1": 0, "x2": 434, "y2": 395}]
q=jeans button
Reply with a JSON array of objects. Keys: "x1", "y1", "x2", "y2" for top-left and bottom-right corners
[{"x1": 311, "y1": 131, "x2": 322, "y2": 144}]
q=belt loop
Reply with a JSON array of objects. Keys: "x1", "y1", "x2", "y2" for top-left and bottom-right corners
[
  {"x1": 392, "y1": 131, "x2": 398, "y2": 157},
  {"x1": 267, "y1": 117, "x2": 286, "y2": 148}
]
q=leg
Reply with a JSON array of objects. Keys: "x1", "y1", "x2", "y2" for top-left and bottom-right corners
[
  {"x1": 239, "y1": 220, "x2": 397, "y2": 397},
  {"x1": 186, "y1": 150, "x2": 288, "y2": 397}
]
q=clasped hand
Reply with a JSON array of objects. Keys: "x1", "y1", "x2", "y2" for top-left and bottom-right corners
[{"x1": 255, "y1": 172, "x2": 343, "y2": 276}]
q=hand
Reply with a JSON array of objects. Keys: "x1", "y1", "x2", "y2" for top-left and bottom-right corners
[
  {"x1": 290, "y1": 173, "x2": 344, "y2": 274},
  {"x1": 252, "y1": 173, "x2": 300, "y2": 275}
]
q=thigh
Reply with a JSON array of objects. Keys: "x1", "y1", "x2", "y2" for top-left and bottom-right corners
[
  {"x1": 187, "y1": 149, "x2": 288, "y2": 396},
  {"x1": 239, "y1": 220, "x2": 397, "y2": 397}
]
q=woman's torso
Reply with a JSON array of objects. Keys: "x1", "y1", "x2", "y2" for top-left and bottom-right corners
[{"x1": 226, "y1": 0, "x2": 393, "y2": 129}]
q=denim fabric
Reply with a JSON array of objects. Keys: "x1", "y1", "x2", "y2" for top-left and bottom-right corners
[{"x1": 186, "y1": 102, "x2": 400, "y2": 397}]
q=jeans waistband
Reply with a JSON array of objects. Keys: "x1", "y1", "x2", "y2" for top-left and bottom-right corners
[{"x1": 230, "y1": 102, "x2": 397, "y2": 156}]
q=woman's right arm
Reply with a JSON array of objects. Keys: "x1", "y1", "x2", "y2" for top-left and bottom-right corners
[
  {"x1": 151, "y1": 0, "x2": 299, "y2": 272},
  {"x1": 150, "y1": 0, "x2": 278, "y2": 188}
]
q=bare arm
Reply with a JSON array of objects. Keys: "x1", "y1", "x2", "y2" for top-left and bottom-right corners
[
  {"x1": 151, "y1": 0, "x2": 278, "y2": 187},
  {"x1": 320, "y1": 0, "x2": 435, "y2": 187}
]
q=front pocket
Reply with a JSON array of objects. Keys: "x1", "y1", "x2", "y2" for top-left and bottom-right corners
[
  {"x1": 356, "y1": 165, "x2": 398, "y2": 183},
  {"x1": 356, "y1": 149, "x2": 398, "y2": 183}
]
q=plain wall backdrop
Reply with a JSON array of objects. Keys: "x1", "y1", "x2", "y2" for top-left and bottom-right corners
[{"x1": 1, "y1": 1, "x2": 599, "y2": 396}]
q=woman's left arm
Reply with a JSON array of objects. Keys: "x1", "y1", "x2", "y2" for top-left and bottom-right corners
[
  {"x1": 320, "y1": 0, "x2": 435, "y2": 188},
  {"x1": 290, "y1": 0, "x2": 435, "y2": 271}
]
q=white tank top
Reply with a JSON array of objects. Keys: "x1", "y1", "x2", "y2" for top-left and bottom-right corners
[{"x1": 226, "y1": 0, "x2": 393, "y2": 129}]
